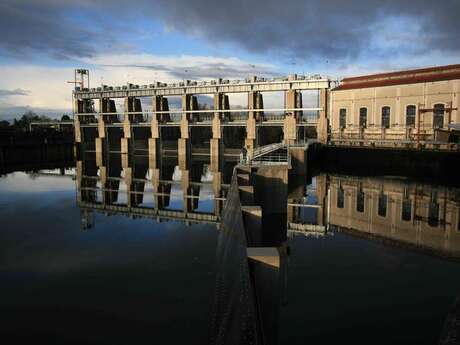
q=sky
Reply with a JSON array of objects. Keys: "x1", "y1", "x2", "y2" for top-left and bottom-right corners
[{"x1": 0, "y1": 0, "x2": 459, "y2": 120}]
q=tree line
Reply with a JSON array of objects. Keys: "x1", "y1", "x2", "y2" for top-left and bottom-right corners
[{"x1": 0, "y1": 111, "x2": 72, "y2": 131}]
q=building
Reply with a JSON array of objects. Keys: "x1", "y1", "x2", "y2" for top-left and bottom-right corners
[
  {"x1": 328, "y1": 174, "x2": 460, "y2": 259},
  {"x1": 330, "y1": 64, "x2": 460, "y2": 148}
]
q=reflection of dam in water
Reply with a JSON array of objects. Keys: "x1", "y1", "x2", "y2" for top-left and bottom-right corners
[
  {"x1": 20, "y1": 138, "x2": 459, "y2": 344},
  {"x1": 74, "y1": 143, "x2": 460, "y2": 258}
]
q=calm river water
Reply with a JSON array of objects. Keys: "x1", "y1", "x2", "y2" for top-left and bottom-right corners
[{"x1": 0, "y1": 154, "x2": 459, "y2": 345}]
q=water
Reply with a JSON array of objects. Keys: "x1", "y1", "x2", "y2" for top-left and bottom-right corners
[{"x1": 1, "y1": 153, "x2": 459, "y2": 344}]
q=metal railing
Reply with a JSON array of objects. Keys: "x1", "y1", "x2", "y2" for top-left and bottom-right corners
[{"x1": 252, "y1": 142, "x2": 285, "y2": 159}]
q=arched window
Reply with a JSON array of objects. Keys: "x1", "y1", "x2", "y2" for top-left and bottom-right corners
[
  {"x1": 433, "y1": 103, "x2": 445, "y2": 128},
  {"x1": 428, "y1": 192, "x2": 439, "y2": 227},
  {"x1": 359, "y1": 107, "x2": 367, "y2": 128},
  {"x1": 406, "y1": 105, "x2": 416, "y2": 127},
  {"x1": 356, "y1": 190, "x2": 365, "y2": 213},
  {"x1": 337, "y1": 186, "x2": 344, "y2": 208},
  {"x1": 401, "y1": 198, "x2": 412, "y2": 221},
  {"x1": 381, "y1": 106, "x2": 390, "y2": 129},
  {"x1": 378, "y1": 193, "x2": 387, "y2": 217},
  {"x1": 339, "y1": 109, "x2": 346, "y2": 128}
]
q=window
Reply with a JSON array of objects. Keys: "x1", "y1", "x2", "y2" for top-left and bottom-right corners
[
  {"x1": 433, "y1": 103, "x2": 445, "y2": 128},
  {"x1": 337, "y1": 187, "x2": 344, "y2": 208},
  {"x1": 339, "y1": 109, "x2": 346, "y2": 128},
  {"x1": 381, "y1": 106, "x2": 391, "y2": 129},
  {"x1": 401, "y1": 199, "x2": 412, "y2": 221},
  {"x1": 357, "y1": 190, "x2": 365, "y2": 213},
  {"x1": 428, "y1": 192, "x2": 439, "y2": 227},
  {"x1": 458, "y1": 207, "x2": 460, "y2": 231},
  {"x1": 359, "y1": 107, "x2": 367, "y2": 128},
  {"x1": 378, "y1": 193, "x2": 387, "y2": 217},
  {"x1": 406, "y1": 105, "x2": 416, "y2": 127}
]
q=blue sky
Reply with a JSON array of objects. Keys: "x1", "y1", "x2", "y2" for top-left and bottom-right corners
[{"x1": 0, "y1": 0, "x2": 459, "y2": 119}]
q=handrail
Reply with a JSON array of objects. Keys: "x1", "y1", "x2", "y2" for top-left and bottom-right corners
[{"x1": 252, "y1": 142, "x2": 285, "y2": 159}]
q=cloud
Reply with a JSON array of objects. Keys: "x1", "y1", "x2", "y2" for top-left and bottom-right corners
[
  {"x1": 82, "y1": 53, "x2": 277, "y2": 80},
  {"x1": 144, "y1": 0, "x2": 460, "y2": 61},
  {"x1": 0, "y1": 1, "x2": 111, "y2": 59},
  {"x1": 1, "y1": 1, "x2": 459, "y2": 64},
  {"x1": 0, "y1": 53, "x2": 278, "y2": 118},
  {"x1": 0, "y1": 89, "x2": 30, "y2": 97}
]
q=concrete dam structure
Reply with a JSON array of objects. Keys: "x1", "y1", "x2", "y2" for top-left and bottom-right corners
[
  {"x1": 73, "y1": 74, "x2": 330, "y2": 171},
  {"x1": 71, "y1": 63, "x2": 460, "y2": 157},
  {"x1": 69, "y1": 66, "x2": 460, "y2": 344}
]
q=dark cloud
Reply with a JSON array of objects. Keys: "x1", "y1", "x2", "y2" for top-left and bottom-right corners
[
  {"x1": 0, "y1": 1, "x2": 102, "y2": 59},
  {"x1": 145, "y1": 0, "x2": 460, "y2": 61},
  {"x1": 0, "y1": 88, "x2": 30, "y2": 97},
  {"x1": 1, "y1": 0, "x2": 459, "y2": 63}
]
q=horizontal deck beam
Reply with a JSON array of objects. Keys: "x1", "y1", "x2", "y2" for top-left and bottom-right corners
[{"x1": 74, "y1": 79, "x2": 330, "y2": 99}]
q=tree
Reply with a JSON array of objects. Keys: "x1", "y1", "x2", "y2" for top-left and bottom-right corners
[
  {"x1": 12, "y1": 111, "x2": 52, "y2": 130},
  {"x1": 61, "y1": 114, "x2": 71, "y2": 121}
]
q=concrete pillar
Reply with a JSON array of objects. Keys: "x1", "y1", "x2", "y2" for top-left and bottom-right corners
[
  {"x1": 212, "y1": 171, "x2": 223, "y2": 216},
  {"x1": 315, "y1": 174, "x2": 328, "y2": 226},
  {"x1": 149, "y1": 96, "x2": 163, "y2": 169},
  {"x1": 74, "y1": 116, "x2": 82, "y2": 143},
  {"x1": 121, "y1": 153, "x2": 129, "y2": 169},
  {"x1": 211, "y1": 93, "x2": 226, "y2": 173},
  {"x1": 178, "y1": 138, "x2": 190, "y2": 171},
  {"x1": 124, "y1": 167, "x2": 133, "y2": 207},
  {"x1": 181, "y1": 169, "x2": 191, "y2": 212},
  {"x1": 317, "y1": 89, "x2": 329, "y2": 144},
  {"x1": 283, "y1": 116, "x2": 297, "y2": 145},
  {"x1": 95, "y1": 139, "x2": 104, "y2": 166},
  {"x1": 246, "y1": 91, "x2": 264, "y2": 155},
  {"x1": 120, "y1": 138, "x2": 129, "y2": 154},
  {"x1": 283, "y1": 90, "x2": 302, "y2": 144},
  {"x1": 178, "y1": 95, "x2": 194, "y2": 171},
  {"x1": 152, "y1": 168, "x2": 171, "y2": 210},
  {"x1": 74, "y1": 99, "x2": 93, "y2": 143},
  {"x1": 210, "y1": 138, "x2": 222, "y2": 173},
  {"x1": 98, "y1": 98, "x2": 107, "y2": 139},
  {"x1": 153, "y1": 95, "x2": 169, "y2": 122},
  {"x1": 122, "y1": 98, "x2": 132, "y2": 154},
  {"x1": 286, "y1": 90, "x2": 303, "y2": 119},
  {"x1": 148, "y1": 138, "x2": 159, "y2": 170},
  {"x1": 181, "y1": 94, "x2": 198, "y2": 123},
  {"x1": 214, "y1": 93, "x2": 229, "y2": 122},
  {"x1": 99, "y1": 166, "x2": 107, "y2": 204},
  {"x1": 245, "y1": 116, "x2": 256, "y2": 156},
  {"x1": 95, "y1": 136, "x2": 104, "y2": 153},
  {"x1": 248, "y1": 91, "x2": 264, "y2": 121},
  {"x1": 76, "y1": 160, "x2": 83, "y2": 203},
  {"x1": 180, "y1": 94, "x2": 192, "y2": 139},
  {"x1": 122, "y1": 97, "x2": 142, "y2": 154}
]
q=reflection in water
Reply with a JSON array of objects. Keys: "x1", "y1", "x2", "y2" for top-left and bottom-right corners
[
  {"x1": 284, "y1": 173, "x2": 460, "y2": 260},
  {"x1": 72, "y1": 150, "x2": 460, "y2": 344},
  {"x1": 76, "y1": 151, "x2": 237, "y2": 229},
  {"x1": 327, "y1": 174, "x2": 460, "y2": 260},
  {"x1": 3, "y1": 144, "x2": 459, "y2": 344}
]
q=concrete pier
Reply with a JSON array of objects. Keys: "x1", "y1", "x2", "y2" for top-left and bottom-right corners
[{"x1": 74, "y1": 75, "x2": 329, "y2": 161}]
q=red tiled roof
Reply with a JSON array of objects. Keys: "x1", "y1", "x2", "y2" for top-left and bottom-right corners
[{"x1": 334, "y1": 64, "x2": 460, "y2": 91}]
